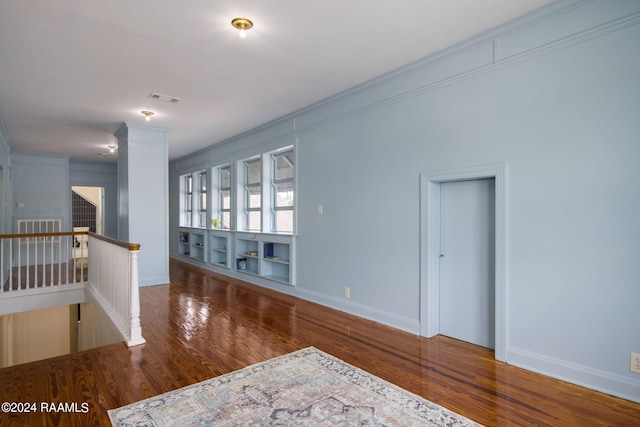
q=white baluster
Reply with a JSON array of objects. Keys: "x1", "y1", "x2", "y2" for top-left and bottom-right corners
[{"x1": 128, "y1": 245, "x2": 145, "y2": 346}]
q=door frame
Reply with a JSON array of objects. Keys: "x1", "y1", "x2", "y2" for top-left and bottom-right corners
[
  {"x1": 71, "y1": 186, "x2": 105, "y2": 235},
  {"x1": 419, "y1": 163, "x2": 508, "y2": 361}
]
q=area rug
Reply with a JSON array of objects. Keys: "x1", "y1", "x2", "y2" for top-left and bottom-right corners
[{"x1": 108, "y1": 347, "x2": 482, "y2": 426}]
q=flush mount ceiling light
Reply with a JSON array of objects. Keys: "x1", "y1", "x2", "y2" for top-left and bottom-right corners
[
  {"x1": 107, "y1": 145, "x2": 118, "y2": 153},
  {"x1": 141, "y1": 110, "x2": 154, "y2": 121},
  {"x1": 231, "y1": 17, "x2": 253, "y2": 38}
]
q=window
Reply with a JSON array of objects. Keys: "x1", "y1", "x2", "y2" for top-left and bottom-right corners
[
  {"x1": 180, "y1": 170, "x2": 207, "y2": 228},
  {"x1": 272, "y1": 150, "x2": 294, "y2": 233},
  {"x1": 245, "y1": 158, "x2": 262, "y2": 231},
  {"x1": 181, "y1": 174, "x2": 193, "y2": 227},
  {"x1": 236, "y1": 146, "x2": 295, "y2": 234},
  {"x1": 219, "y1": 165, "x2": 231, "y2": 229},
  {"x1": 197, "y1": 170, "x2": 207, "y2": 228}
]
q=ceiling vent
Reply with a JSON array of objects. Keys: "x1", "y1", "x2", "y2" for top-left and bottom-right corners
[{"x1": 148, "y1": 92, "x2": 181, "y2": 103}]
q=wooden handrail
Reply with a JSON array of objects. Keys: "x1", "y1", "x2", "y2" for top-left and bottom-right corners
[
  {"x1": 89, "y1": 232, "x2": 141, "y2": 251},
  {"x1": 0, "y1": 231, "x2": 88, "y2": 239},
  {"x1": 0, "y1": 231, "x2": 140, "y2": 252}
]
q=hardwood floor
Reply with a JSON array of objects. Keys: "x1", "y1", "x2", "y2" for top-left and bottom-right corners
[{"x1": 1, "y1": 258, "x2": 639, "y2": 426}]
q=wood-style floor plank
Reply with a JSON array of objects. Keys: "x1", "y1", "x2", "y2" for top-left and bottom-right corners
[{"x1": 1, "y1": 259, "x2": 638, "y2": 426}]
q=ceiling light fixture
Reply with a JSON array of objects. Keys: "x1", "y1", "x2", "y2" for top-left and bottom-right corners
[
  {"x1": 141, "y1": 110, "x2": 154, "y2": 121},
  {"x1": 107, "y1": 145, "x2": 117, "y2": 153},
  {"x1": 231, "y1": 17, "x2": 253, "y2": 38}
]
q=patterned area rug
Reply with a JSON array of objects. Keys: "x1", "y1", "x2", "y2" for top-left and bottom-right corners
[{"x1": 108, "y1": 347, "x2": 482, "y2": 426}]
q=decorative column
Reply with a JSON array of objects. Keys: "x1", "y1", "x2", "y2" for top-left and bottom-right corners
[
  {"x1": 127, "y1": 243, "x2": 145, "y2": 345},
  {"x1": 114, "y1": 122, "x2": 169, "y2": 286}
]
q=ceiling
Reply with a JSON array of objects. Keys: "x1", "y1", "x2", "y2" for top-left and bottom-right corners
[{"x1": 0, "y1": 0, "x2": 553, "y2": 162}]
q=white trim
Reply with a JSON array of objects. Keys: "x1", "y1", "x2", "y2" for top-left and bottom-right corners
[
  {"x1": 138, "y1": 275, "x2": 170, "y2": 287},
  {"x1": 419, "y1": 163, "x2": 508, "y2": 361},
  {"x1": 508, "y1": 346, "x2": 640, "y2": 404},
  {"x1": 0, "y1": 283, "x2": 86, "y2": 316}
]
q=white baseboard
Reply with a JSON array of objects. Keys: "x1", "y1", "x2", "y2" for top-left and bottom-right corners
[
  {"x1": 507, "y1": 347, "x2": 640, "y2": 404},
  {"x1": 295, "y1": 287, "x2": 420, "y2": 335},
  {"x1": 139, "y1": 275, "x2": 170, "y2": 287}
]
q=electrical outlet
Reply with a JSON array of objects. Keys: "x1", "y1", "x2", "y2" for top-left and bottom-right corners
[
  {"x1": 631, "y1": 353, "x2": 640, "y2": 374},
  {"x1": 344, "y1": 287, "x2": 350, "y2": 299}
]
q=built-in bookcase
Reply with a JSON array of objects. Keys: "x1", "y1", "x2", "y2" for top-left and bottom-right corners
[
  {"x1": 178, "y1": 230, "x2": 190, "y2": 256},
  {"x1": 178, "y1": 230, "x2": 295, "y2": 286},
  {"x1": 234, "y1": 232, "x2": 294, "y2": 285},
  {"x1": 178, "y1": 228, "x2": 207, "y2": 262},
  {"x1": 262, "y1": 242, "x2": 291, "y2": 283},
  {"x1": 209, "y1": 231, "x2": 230, "y2": 269},
  {"x1": 235, "y1": 237, "x2": 260, "y2": 275}
]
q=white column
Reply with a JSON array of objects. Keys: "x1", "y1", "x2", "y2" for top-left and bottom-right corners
[
  {"x1": 127, "y1": 245, "x2": 145, "y2": 346},
  {"x1": 114, "y1": 123, "x2": 170, "y2": 286}
]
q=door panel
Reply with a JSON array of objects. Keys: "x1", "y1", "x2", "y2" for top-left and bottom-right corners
[{"x1": 439, "y1": 179, "x2": 495, "y2": 348}]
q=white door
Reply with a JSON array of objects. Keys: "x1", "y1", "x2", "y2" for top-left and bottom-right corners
[{"x1": 439, "y1": 178, "x2": 495, "y2": 348}]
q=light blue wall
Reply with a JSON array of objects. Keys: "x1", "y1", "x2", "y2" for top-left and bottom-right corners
[
  {"x1": 0, "y1": 113, "x2": 12, "y2": 285},
  {"x1": 69, "y1": 161, "x2": 118, "y2": 238},
  {"x1": 0, "y1": 111, "x2": 12, "y2": 235},
  {"x1": 116, "y1": 123, "x2": 170, "y2": 286},
  {"x1": 5, "y1": 156, "x2": 118, "y2": 237},
  {"x1": 169, "y1": 0, "x2": 640, "y2": 402},
  {"x1": 11, "y1": 153, "x2": 69, "y2": 231}
]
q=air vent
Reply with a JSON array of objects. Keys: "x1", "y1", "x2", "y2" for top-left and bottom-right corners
[{"x1": 148, "y1": 92, "x2": 181, "y2": 103}]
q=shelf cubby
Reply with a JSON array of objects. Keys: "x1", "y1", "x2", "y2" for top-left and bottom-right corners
[
  {"x1": 235, "y1": 237, "x2": 260, "y2": 275},
  {"x1": 234, "y1": 233, "x2": 294, "y2": 285},
  {"x1": 178, "y1": 228, "x2": 207, "y2": 262},
  {"x1": 209, "y1": 231, "x2": 230, "y2": 268}
]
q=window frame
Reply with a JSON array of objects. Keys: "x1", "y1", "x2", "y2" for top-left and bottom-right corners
[
  {"x1": 181, "y1": 174, "x2": 193, "y2": 227},
  {"x1": 244, "y1": 157, "x2": 262, "y2": 232},
  {"x1": 234, "y1": 144, "x2": 296, "y2": 234},
  {"x1": 179, "y1": 170, "x2": 208, "y2": 228},
  {"x1": 197, "y1": 170, "x2": 207, "y2": 228},
  {"x1": 218, "y1": 164, "x2": 232, "y2": 230},
  {"x1": 271, "y1": 149, "x2": 295, "y2": 234}
]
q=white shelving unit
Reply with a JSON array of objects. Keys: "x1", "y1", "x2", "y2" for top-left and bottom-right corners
[
  {"x1": 190, "y1": 231, "x2": 206, "y2": 261},
  {"x1": 209, "y1": 230, "x2": 231, "y2": 269},
  {"x1": 177, "y1": 229, "x2": 295, "y2": 286},
  {"x1": 262, "y1": 241, "x2": 291, "y2": 283},
  {"x1": 234, "y1": 232, "x2": 294, "y2": 285},
  {"x1": 178, "y1": 228, "x2": 207, "y2": 262},
  {"x1": 178, "y1": 230, "x2": 190, "y2": 256},
  {"x1": 235, "y1": 236, "x2": 260, "y2": 276}
]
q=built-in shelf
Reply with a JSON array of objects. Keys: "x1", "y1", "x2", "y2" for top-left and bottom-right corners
[
  {"x1": 178, "y1": 229, "x2": 295, "y2": 286},
  {"x1": 234, "y1": 233, "x2": 294, "y2": 285},
  {"x1": 178, "y1": 228, "x2": 207, "y2": 262},
  {"x1": 235, "y1": 237, "x2": 260, "y2": 275},
  {"x1": 178, "y1": 230, "x2": 190, "y2": 256},
  {"x1": 209, "y1": 230, "x2": 231, "y2": 269}
]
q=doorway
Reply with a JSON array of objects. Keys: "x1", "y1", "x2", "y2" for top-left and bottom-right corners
[
  {"x1": 71, "y1": 186, "x2": 104, "y2": 235},
  {"x1": 439, "y1": 178, "x2": 495, "y2": 348},
  {"x1": 419, "y1": 164, "x2": 507, "y2": 361},
  {"x1": 71, "y1": 186, "x2": 104, "y2": 260}
]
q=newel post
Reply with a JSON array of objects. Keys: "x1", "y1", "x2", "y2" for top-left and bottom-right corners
[{"x1": 127, "y1": 243, "x2": 146, "y2": 346}]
